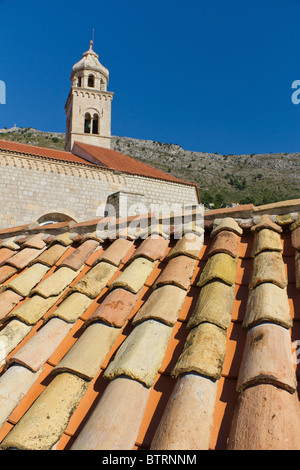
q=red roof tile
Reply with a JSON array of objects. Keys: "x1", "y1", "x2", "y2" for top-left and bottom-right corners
[
  {"x1": 73, "y1": 141, "x2": 196, "y2": 185},
  {"x1": 0, "y1": 140, "x2": 96, "y2": 166},
  {"x1": 0, "y1": 200, "x2": 298, "y2": 450}
]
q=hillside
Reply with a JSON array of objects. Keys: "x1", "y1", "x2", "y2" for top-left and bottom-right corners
[{"x1": 1, "y1": 127, "x2": 299, "y2": 208}]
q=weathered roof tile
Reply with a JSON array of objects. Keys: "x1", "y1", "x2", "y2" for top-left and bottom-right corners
[
  {"x1": 150, "y1": 373, "x2": 218, "y2": 450},
  {"x1": 198, "y1": 253, "x2": 238, "y2": 287},
  {"x1": 172, "y1": 322, "x2": 227, "y2": 380},
  {"x1": 31, "y1": 266, "x2": 81, "y2": 298},
  {"x1": 133, "y1": 285, "x2": 187, "y2": 327},
  {"x1": 251, "y1": 214, "x2": 283, "y2": 233},
  {"x1": 53, "y1": 322, "x2": 120, "y2": 380},
  {"x1": 0, "y1": 266, "x2": 18, "y2": 285},
  {"x1": 71, "y1": 262, "x2": 117, "y2": 298},
  {"x1": 166, "y1": 233, "x2": 203, "y2": 260},
  {"x1": 0, "y1": 320, "x2": 32, "y2": 365},
  {"x1": 6, "y1": 247, "x2": 45, "y2": 270},
  {"x1": 59, "y1": 239, "x2": 99, "y2": 271},
  {"x1": 291, "y1": 227, "x2": 300, "y2": 250},
  {"x1": 237, "y1": 323, "x2": 297, "y2": 393},
  {"x1": 0, "y1": 372, "x2": 89, "y2": 450},
  {"x1": 249, "y1": 251, "x2": 287, "y2": 289},
  {"x1": 154, "y1": 255, "x2": 197, "y2": 290},
  {"x1": 6, "y1": 318, "x2": 73, "y2": 372},
  {"x1": 2, "y1": 263, "x2": 49, "y2": 297},
  {"x1": 0, "y1": 290, "x2": 23, "y2": 321},
  {"x1": 47, "y1": 292, "x2": 93, "y2": 323},
  {"x1": 251, "y1": 229, "x2": 283, "y2": 257},
  {"x1": 86, "y1": 288, "x2": 140, "y2": 328},
  {"x1": 29, "y1": 243, "x2": 69, "y2": 267},
  {"x1": 95, "y1": 238, "x2": 134, "y2": 266},
  {"x1": 130, "y1": 236, "x2": 169, "y2": 262},
  {"x1": 211, "y1": 217, "x2": 243, "y2": 237},
  {"x1": 7, "y1": 294, "x2": 60, "y2": 325},
  {"x1": 227, "y1": 383, "x2": 300, "y2": 450},
  {"x1": 104, "y1": 319, "x2": 173, "y2": 387},
  {"x1": 70, "y1": 376, "x2": 150, "y2": 451},
  {"x1": 0, "y1": 248, "x2": 15, "y2": 265},
  {"x1": 188, "y1": 281, "x2": 235, "y2": 330},
  {"x1": 109, "y1": 257, "x2": 157, "y2": 294},
  {"x1": 207, "y1": 230, "x2": 240, "y2": 258},
  {"x1": 0, "y1": 365, "x2": 42, "y2": 431},
  {"x1": 243, "y1": 283, "x2": 292, "y2": 329}
]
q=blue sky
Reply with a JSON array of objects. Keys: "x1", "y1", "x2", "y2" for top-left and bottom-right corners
[{"x1": 0, "y1": 0, "x2": 300, "y2": 155}]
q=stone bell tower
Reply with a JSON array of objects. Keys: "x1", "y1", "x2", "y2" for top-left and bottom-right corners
[{"x1": 65, "y1": 41, "x2": 114, "y2": 151}]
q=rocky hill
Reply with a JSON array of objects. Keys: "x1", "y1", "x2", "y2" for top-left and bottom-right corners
[{"x1": 1, "y1": 127, "x2": 299, "y2": 208}]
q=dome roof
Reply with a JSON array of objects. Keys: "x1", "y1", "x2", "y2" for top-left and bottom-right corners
[{"x1": 72, "y1": 41, "x2": 109, "y2": 79}]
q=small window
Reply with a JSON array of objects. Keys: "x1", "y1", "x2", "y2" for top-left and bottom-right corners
[
  {"x1": 84, "y1": 113, "x2": 91, "y2": 133},
  {"x1": 92, "y1": 114, "x2": 99, "y2": 134},
  {"x1": 88, "y1": 74, "x2": 95, "y2": 88},
  {"x1": 77, "y1": 77, "x2": 82, "y2": 87}
]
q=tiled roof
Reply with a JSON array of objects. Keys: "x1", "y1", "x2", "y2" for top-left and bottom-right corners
[
  {"x1": 0, "y1": 140, "x2": 96, "y2": 166},
  {"x1": 73, "y1": 141, "x2": 195, "y2": 185},
  {"x1": 0, "y1": 200, "x2": 299, "y2": 450}
]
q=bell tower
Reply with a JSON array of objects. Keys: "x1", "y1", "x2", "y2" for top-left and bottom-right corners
[{"x1": 65, "y1": 41, "x2": 114, "y2": 151}]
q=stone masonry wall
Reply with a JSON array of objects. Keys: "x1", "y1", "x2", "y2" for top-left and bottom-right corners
[{"x1": 0, "y1": 151, "x2": 199, "y2": 229}]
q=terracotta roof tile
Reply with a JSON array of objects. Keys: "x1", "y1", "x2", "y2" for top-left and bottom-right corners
[
  {"x1": 207, "y1": 230, "x2": 240, "y2": 258},
  {"x1": 132, "y1": 285, "x2": 186, "y2": 327},
  {"x1": 73, "y1": 141, "x2": 193, "y2": 185},
  {"x1": 109, "y1": 258, "x2": 157, "y2": 294},
  {"x1": 0, "y1": 372, "x2": 89, "y2": 450},
  {"x1": 86, "y1": 288, "x2": 140, "y2": 328},
  {"x1": 71, "y1": 262, "x2": 117, "y2": 298},
  {"x1": 59, "y1": 240, "x2": 99, "y2": 271},
  {"x1": 249, "y1": 251, "x2": 287, "y2": 289},
  {"x1": 7, "y1": 318, "x2": 73, "y2": 372},
  {"x1": 150, "y1": 373, "x2": 218, "y2": 450},
  {"x1": 53, "y1": 322, "x2": 120, "y2": 381},
  {"x1": 104, "y1": 319, "x2": 173, "y2": 387},
  {"x1": 0, "y1": 290, "x2": 23, "y2": 321},
  {"x1": 0, "y1": 200, "x2": 299, "y2": 450},
  {"x1": 154, "y1": 255, "x2": 197, "y2": 290},
  {"x1": 6, "y1": 247, "x2": 45, "y2": 270},
  {"x1": 0, "y1": 139, "x2": 96, "y2": 166},
  {"x1": 95, "y1": 238, "x2": 133, "y2": 267},
  {"x1": 198, "y1": 253, "x2": 239, "y2": 287},
  {"x1": 172, "y1": 322, "x2": 227, "y2": 380},
  {"x1": 5, "y1": 294, "x2": 60, "y2": 326},
  {"x1": 70, "y1": 376, "x2": 150, "y2": 451},
  {"x1": 2, "y1": 264, "x2": 49, "y2": 297},
  {"x1": 187, "y1": 281, "x2": 235, "y2": 330},
  {"x1": 243, "y1": 283, "x2": 292, "y2": 329}
]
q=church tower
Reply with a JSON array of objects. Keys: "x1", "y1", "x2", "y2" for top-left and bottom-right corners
[{"x1": 65, "y1": 41, "x2": 114, "y2": 151}]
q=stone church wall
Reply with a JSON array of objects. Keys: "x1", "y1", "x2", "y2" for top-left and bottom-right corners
[{"x1": 0, "y1": 151, "x2": 199, "y2": 229}]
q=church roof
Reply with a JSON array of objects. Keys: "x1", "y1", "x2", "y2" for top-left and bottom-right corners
[
  {"x1": 73, "y1": 141, "x2": 196, "y2": 186},
  {"x1": 0, "y1": 139, "x2": 197, "y2": 187},
  {"x1": 0, "y1": 200, "x2": 299, "y2": 450},
  {"x1": 0, "y1": 140, "x2": 96, "y2": 166},
  {"x1": 71, "y1": 41, "x2": 109, "y2": 79}
]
